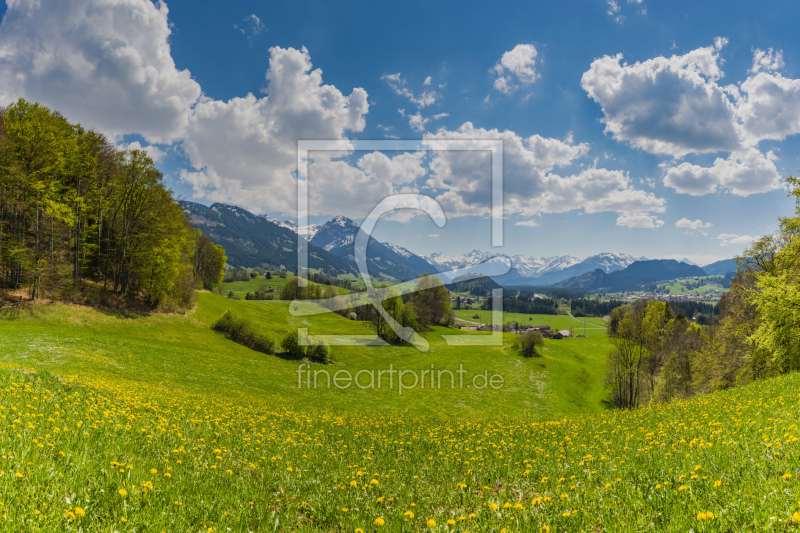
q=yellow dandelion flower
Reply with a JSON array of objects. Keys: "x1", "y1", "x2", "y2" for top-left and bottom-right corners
[
  {"x1": 74, "y1": 507, "x2": 85, "y2": 517},
  {"x1": 374, "y1": 517, "x2": 385, "y2": 526},
  {"x1": 783, "y1": 473, "x2": 793, "y2": 480},
  {"x1": 404, "y1": 511, "x2": 414, "y2": 519},
  {"x1": 118, "y1": 489, "x2": 128, "y2": 497},
  {"x1": 426, "y1": 519, "x2": 436, "y2": 528}
]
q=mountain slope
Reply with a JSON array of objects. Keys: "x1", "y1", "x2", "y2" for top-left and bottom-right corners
[
  {"x1": 703, "y1": 258, "x2": 738, "y2": 275},
  {"x1": 309, "y1": 216, "x2": 439, "y2": 281},
  {"x1": 526, "y1": 252, "x2": 642, "y2": 285},
  {"x1": 183, "y1": 202, "x2": 354, "y2": 274},
  {"x1": 555, "y1": 260, "x2": 708, "y2": 290}
]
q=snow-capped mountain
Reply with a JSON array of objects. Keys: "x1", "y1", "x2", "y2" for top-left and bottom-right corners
[
  {"x1": 428, "y1": 249, "x2": 500, "y2": 271},
  {"x1": 188, "y1": 202, "x2": 660, "y2": 285},
  {"x1": 260, "y1": 215, "x2": 321, "y2": 240},
  {"x1": 308, "y1": 215, "x2": 358, "y2": 252},
  {"x1": 296, "y1": 216, "x2": 439, "y2": 281},
  {"x1": 428, "y1": 251, "x2": 581, "y2": 277},
  {"x1": 426, "y1": 250, "x2": 645, "y2": 285}
]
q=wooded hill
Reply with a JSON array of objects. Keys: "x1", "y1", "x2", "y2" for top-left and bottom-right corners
[
  {"x1": 0, "y1": 99, "x2": 223, "y2": 309},
  {"x1": 555, "y1": 259, "x2": 708, "y2": 291},
  {"x1": 182, "y1": 202, "x2": 355, "y2": 275}
]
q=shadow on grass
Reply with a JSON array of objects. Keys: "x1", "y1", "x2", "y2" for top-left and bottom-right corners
[{"x1": 95, "y1": 307, "x2": 152, "y2": 320}]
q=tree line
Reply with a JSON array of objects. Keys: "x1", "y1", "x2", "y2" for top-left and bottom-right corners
[
  {"x1": 570, "y1": 298, "x2": 625, "y2": 317},
  {"x1": 482, "y1": 294, "x2": 559, "y2": 315},
  {"x1": 0, "y1": 99, "x2": 225, "y2": 309},
  {"x1": 605, "y1": 176, "x2": 800, "y2": 408}
]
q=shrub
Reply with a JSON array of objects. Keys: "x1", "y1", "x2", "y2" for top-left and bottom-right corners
[
  {"x1": 307, "y1": 343, "x2": 332, "y2": 364},
  {"x1": 280, "y1": 328, "x2": 333, "y2": 364},
  {"x1": 280, "y1": 328, "x2": 306, "y2": 359},
  {"x1": 515, "y1": 330, "x2": 544, "y2": 358},
  {"x1": 212, "y1": 310, "x2": 276, "y2": 355}
]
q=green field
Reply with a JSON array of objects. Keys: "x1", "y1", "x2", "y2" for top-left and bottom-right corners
[
  {"x1": 0, "y1": 293, "x2": 611, "y2": 420},
  {"x1": 652, "y1": 275, "x2": 729, "y2": 296},
  {"x1": 3, "y1": 293, "x2": 800, "y2": 531},
  {"x1": 454, "y1": 310, "x2": 608, "y2": 337}
]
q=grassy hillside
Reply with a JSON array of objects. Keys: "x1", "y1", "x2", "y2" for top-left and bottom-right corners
[
  {"x1": 2, "y1": 323, "x2": 800, "y2": 530},
  {"x1": 0, "y1": 293, "x2": 611, "y2": 420}
]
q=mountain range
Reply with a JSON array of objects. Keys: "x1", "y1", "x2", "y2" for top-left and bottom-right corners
[
  {"x1": 183, "y1": 202, "x2": 738, "y2": 287},
  {"x1": 554, "y1": 260, "x2": 708, "y2": 291}
]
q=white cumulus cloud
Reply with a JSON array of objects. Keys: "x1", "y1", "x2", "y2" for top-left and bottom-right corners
[
  {"x1": 581, "y1": 39, "x2": 740, "y2": 157},
  {"x1": 423, "y1": 123, "x2": 665, "y2": 224},
  {"x1": 181, "y1": 46, "x2": 369, "y2": 215},
  {"x1": 716, "y1": 233, "x2": 757, "y2": 247},
  {"x1": 662, "y1": 148, "x2": 781, "y2": 197},
  {"x1": 750, "y1": 48, "x2": 784, "y2": 74},
  {"x1": 675, "y1": 217, "x2": 712, "y2": 235},
  {"x1": 0, "y1": 0, "x2": 202, "y2": 144},
  {"x1": 492, "y1": 44, "x2": 540, "y2": 94},
  {"x1": 616, "y1": 213, "x2": 664, "y2": 229}
]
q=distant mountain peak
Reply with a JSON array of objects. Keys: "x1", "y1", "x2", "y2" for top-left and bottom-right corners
[{"x1": 329, "y1": 215, "x2": 357, "y2": 227}]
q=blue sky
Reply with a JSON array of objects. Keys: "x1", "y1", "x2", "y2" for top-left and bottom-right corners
[{"x1": 0, "y1": 0, "x2": 798, "y2": 264}]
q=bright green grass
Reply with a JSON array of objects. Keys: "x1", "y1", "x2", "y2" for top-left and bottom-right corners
[
  {"x1": 2, "y1": 345, "x2": 800, "y2": 531},
  {"x1": 653, "y1": 276, "x2": 729, "y2": 296},
  {"x1": 0, "y1": 293, "x2": 611, "y2": 420},
  {"x1": 454, "y1": 310, "x2": 607, "y2": 337}
]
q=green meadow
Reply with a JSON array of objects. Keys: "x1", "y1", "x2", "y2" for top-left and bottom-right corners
[
  {"x1": 0, "y1": 292, "x2": 611, "y2": 420},
  {"x1": 2, "y1": 294, "x2": 800, "y2": 531}
]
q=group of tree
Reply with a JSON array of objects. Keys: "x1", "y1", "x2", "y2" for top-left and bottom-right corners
[
  {"x1": 301, "y1": 271, "x2": 356, "y2": 291},
  {"x1": 279, "y1": 277, "x2": 338, "y2": 301},
  {"x1": 570, "y1": 298, "x2": 625, "y2": 318},
  {"x1": 244, "y1": 287, "x2": 275, "y2": 300},
  {"x1": 606, "y1": 300, "x2": 702, "y2": 408},
  {"x1": 0, "y1": 99, "x2": 225, "y2": 309},
  {"x1": 280, "y1": 327, "x2": 332, "y2": 364},
  {"x1": 482, "y1": 294, "x2": 559, "y2": 315},
  {"x1": 605, "y1": 176, "x2": 800, "y2": 409}
]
